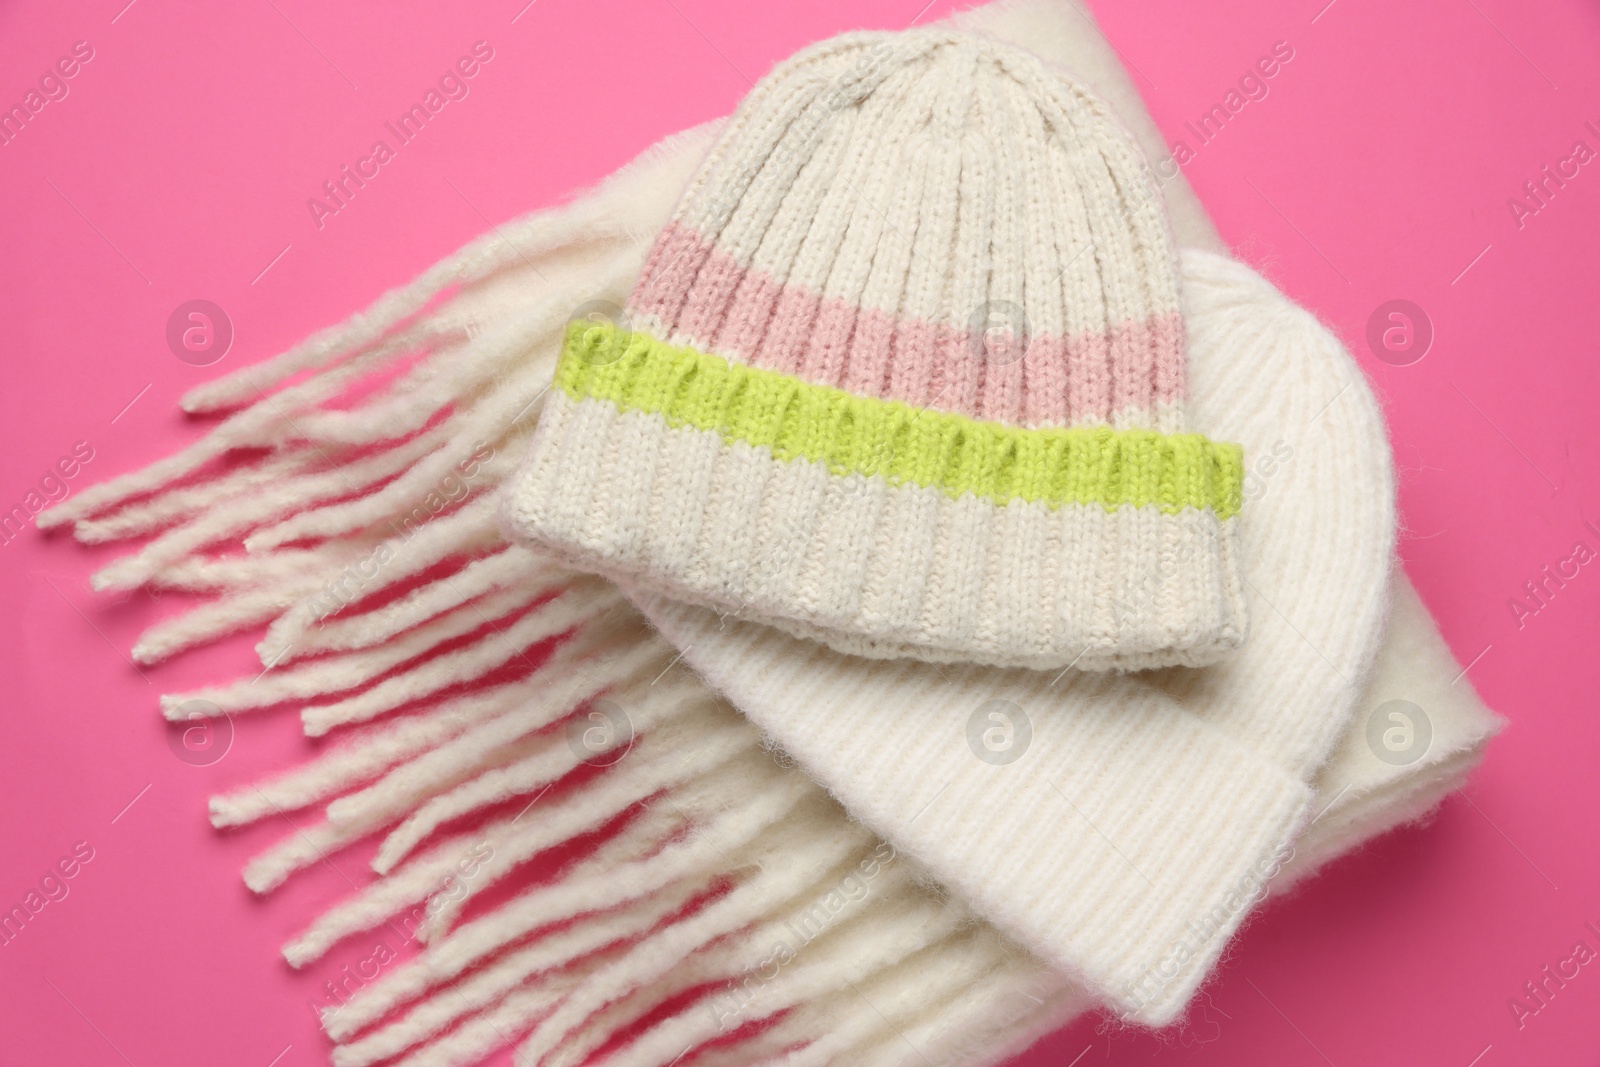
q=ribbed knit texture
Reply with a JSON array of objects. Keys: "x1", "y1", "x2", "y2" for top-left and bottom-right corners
[{"x1": 505, "y1": 27, "x2": 1249, "y2": 671}]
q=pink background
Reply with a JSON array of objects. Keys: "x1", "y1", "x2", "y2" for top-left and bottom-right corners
[{"x1": 1, "y1": 1, "x2": 1597, "y2": 1064}]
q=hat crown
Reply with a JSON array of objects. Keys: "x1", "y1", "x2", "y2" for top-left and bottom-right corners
[{"x1": 630, "y1": 29, "x2": 1185, "y2": 431}]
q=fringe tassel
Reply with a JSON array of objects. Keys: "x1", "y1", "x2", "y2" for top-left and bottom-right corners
[{"x1": 45, "y1": 125, "x2": 1067, "y2": 1067}]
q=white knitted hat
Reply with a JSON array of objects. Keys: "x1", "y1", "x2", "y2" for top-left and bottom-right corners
[
  {"x1": 632, "y1": 245, "x2": 1396, "y2": 1024},
  {"x1": 504, "y1": 28, "x2": 1248, "y2": 672}
]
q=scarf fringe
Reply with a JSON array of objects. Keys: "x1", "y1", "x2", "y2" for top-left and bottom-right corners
[{"x1": 42, "y1": 133, "x2": 1071, "y2": 1066}]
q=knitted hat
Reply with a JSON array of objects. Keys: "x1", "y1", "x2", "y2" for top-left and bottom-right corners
[
  {"x1": 635, "y1": 247, "x2": 1398, "y2": 1024},
  {"x1": 504, "y1": 28, "x2": 1248, "y2": 671}
]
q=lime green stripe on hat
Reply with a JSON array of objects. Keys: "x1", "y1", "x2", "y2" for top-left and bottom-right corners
[{"x1": 555, "y1": 321, "x2": 1244, "y2": 519}]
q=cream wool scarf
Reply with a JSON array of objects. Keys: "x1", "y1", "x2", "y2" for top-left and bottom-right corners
[{"x1": 40, "y1": 1, "x2": 1500, "y2": 1064}]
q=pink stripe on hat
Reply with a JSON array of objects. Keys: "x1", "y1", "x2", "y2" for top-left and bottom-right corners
[{"x1": 635, "y1": 223, "x2": 1185, "y2": 426}]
